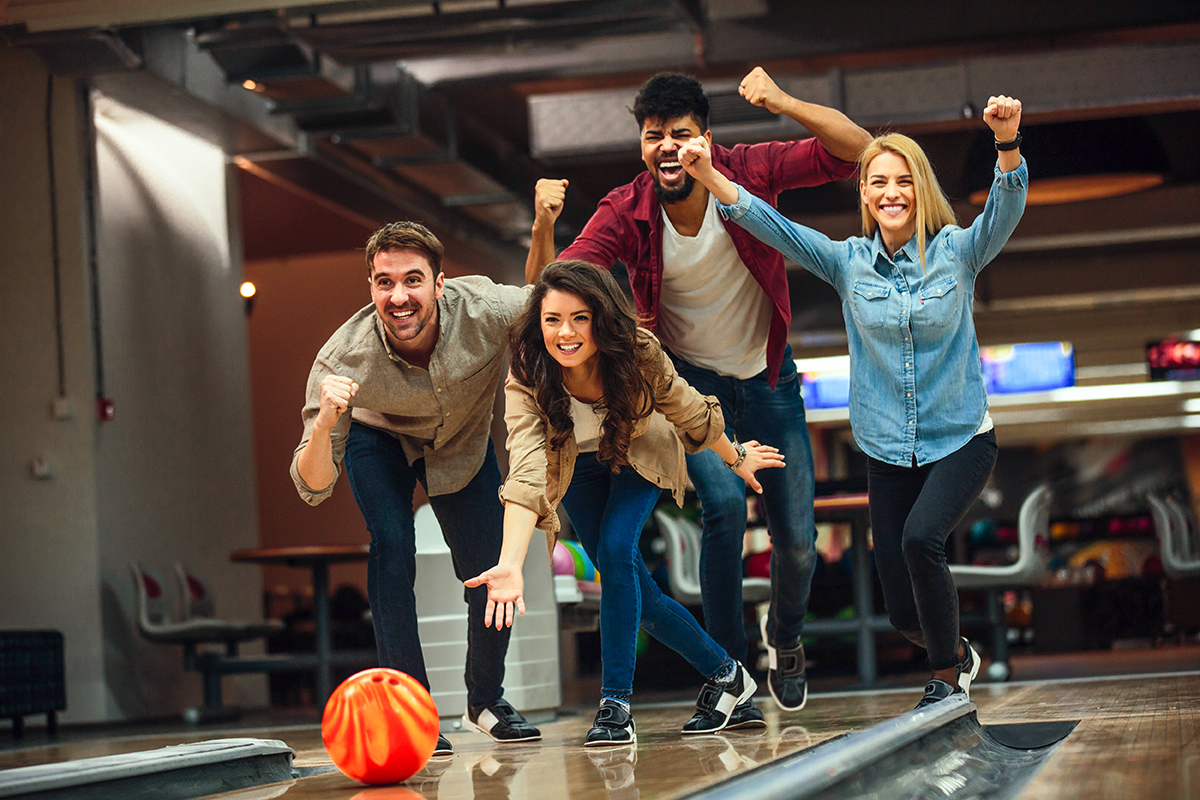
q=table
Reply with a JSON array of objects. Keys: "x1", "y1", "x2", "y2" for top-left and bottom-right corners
[
  {"x1": 806, "y1": 493, "x2": 893, "y2": 686},
  {"x1": 230, "y1": 544, "x2": 370, "y2": 705}
]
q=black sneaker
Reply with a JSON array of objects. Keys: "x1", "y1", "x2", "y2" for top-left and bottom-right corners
[
  {"x1": 585, "y1": 698, "x2": 636, "y2": 747},
  {"x1": 463, "y1": 698, "x2": 542, "y2": 743},
  {"x1": 956, "y1": 638, "x2": 981, "y2": 697},
  {"x1": 725, "y1": 698, "x2": 767, "y2": 730},
  {"x1": 682, "y1": 662, "x2": 757, "y2": 735},
  {"x1": 915, "y1": 678, "x2": 964, "y2": 709},
  {"x1": 760, "y1": 615, "x2": 807, "y2": 711},
  {"x1": 432, "y1": 733, "x2": 454, "y2": 757}
]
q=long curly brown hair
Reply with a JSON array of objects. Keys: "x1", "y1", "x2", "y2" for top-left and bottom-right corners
[{"x1": 509, "y1": 260, "x2": 656, "y2": 470}]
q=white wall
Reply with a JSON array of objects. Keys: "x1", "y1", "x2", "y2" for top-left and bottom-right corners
[
  {"x1": 0, "y1": 49, "x2": 107, "y2": 724},
  {"x1": 0, "y1": 47, "x2": 266, "y2": 724},
  {"x1": 93, "y1": 95, "x2": 266, "y2": 718}
]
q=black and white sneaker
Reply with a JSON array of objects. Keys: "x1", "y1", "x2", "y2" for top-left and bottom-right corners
[
  {"x1": 585, "y1": 698, "x2": 636, "y2": 747},
  {"x1": 760, "y1": 614, "x2": 807, "y2": 711},
  {"x1": 682, "y1": 662, "x2": 757, "y2": 735},
  {"x1": 463, "y1": 698, "x2": 542, "y2": 743},
  {"x1": 725, "y1": 698, "x2": 767, "y2": 730},
  {"x1": 432, "y1": 734, "x2": 454, "y2": 757},
  {"x1": 914, "y1": 678, "x2": 964, "y2": 709},
  {"x1": 956, "y1": 638, "x2": 981, "y2": 697}
]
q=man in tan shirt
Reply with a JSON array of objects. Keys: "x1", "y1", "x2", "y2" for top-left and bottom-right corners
[{"x1": 292, "y1": 221, "x2": 538, "y2": 755}]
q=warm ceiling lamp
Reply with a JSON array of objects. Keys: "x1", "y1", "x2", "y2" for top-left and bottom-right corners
[{"x1": 969, "y1": 172, "x2": 1164, "y2": 206}]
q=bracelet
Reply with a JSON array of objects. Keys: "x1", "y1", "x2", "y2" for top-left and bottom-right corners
[
  {"x1": 994, "y1": 131, "x2": 1021, "y2": 151},
  {"x1": 724, "y1": 441, "x2": 746, "y2": 471}
]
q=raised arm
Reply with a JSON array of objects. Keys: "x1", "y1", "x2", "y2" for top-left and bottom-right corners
[
  {"x1": 680, "y1": 135, "x2": 847, "y2": 286},
  {"x1": 525, "y1": 178, "x2": 569, "y2": 284},
  {"x1": 952, "y1": 94, "x2": 1027, "y2": 273},
  {"x1": 984, "y1": 94, "x2": 1022, "y2": 173},
  {"x1": 294, "y1": 374, "x2": 358, "y2": 495},
  {"x1": 739, "y1": 67, "x2": 870, "y2": 162}
]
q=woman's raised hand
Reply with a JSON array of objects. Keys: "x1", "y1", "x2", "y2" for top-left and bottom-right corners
[
  {"x1": 464, "y1": 565, "x2": 526, "y2": 630},
  {"x1": 983, "y1": 95, "x2": 1021, "y2": 142},
  {"x1": 734, "y1": 440, "x2": 786, "y2": 494}
]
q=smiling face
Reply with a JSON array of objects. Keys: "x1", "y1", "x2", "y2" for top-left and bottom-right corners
[
  {"x1": 861, "y1": 151, "x2": 918, "y2": 248},
  {"x1": 640, "y1": 114, "x2": 709, "y2": 204},
  {"x1": 369, "y1": 248, "x2": 444, "y2": 354},
  {"x1": 540, "y1": 288, "x2": 598, "y2": 374}
]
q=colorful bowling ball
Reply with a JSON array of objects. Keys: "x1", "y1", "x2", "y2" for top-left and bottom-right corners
[
  {"x1": 322, "y1": 668, "x2": 440, "y2": 785},
  {"x1": 552, "y1": 541, "x2": 576, "y2": 577},
  {"x1": 560, "y1": 539, "x2": 599, "y2": 582}
]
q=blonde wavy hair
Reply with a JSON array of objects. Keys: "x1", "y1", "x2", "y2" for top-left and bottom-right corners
[{"x1": 858, "y1": 133, "x2": 956, "y2": 270}]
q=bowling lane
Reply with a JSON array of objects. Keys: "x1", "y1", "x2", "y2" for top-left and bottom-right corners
[
  {"x1": 192, "y1": 691, "x2": 919, "y2": 800},
  {"x1": 4, "y1": 673, "x2": 1195, "y2": 799}
]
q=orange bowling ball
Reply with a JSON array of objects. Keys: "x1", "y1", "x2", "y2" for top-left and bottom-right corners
[{"x1": 322, "y1": 668, "x2": 440, "y2": 785}]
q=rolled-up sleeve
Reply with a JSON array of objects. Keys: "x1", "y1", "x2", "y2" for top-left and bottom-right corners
[
  {"x1": 499, "y1": 374, "x2": 556, "y2": 526},
  {"x1": 290, "y1": 359, "x2": 351, "y2": 506},
  {"x1": 642, "y1": 332, "x2": 725, "y2": 453}
]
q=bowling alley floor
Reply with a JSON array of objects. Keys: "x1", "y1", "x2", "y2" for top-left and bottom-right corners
[{"x1": 2, "y1": 643, "x2": 1199, "y2": 799}]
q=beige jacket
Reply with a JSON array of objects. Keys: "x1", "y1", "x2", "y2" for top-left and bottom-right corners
[{"x1": 500, "y1": 329, "x2": 725, "y2": 553}]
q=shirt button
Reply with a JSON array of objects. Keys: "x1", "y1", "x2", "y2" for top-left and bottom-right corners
[
  {"x1": 907, "y1": 393, "x2": 912, "y2": 397},
  {"x1": 437, "y1": 388, "x2": 442, "y2": 392}
]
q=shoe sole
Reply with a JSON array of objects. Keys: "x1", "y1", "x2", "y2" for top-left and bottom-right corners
[
  {"x1": 761, "y1": 614, "x2": 807, "y2": 712},
  {"x1": 461, "y1": 715, "x2": 543, "y2": 744},
  {"x1": 724, "y1": 716, "x2": 768, "y2": 730},
  {"x1": 959, "y1": 643, "x2": 981, "y2": 697},
  {"x1": 680, "y1": 671, "x2": 758, "y2": 735},
  {"x1": 583, "y1": 733, "x2": 636, "y2": 747}
]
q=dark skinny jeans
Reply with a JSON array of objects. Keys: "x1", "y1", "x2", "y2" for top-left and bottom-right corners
[{"x1": 866, "y1": 430, "x2": 998, "y2": 671}]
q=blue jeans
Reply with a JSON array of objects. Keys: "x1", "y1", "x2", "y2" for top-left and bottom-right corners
[
  {"x1": 867, "y1": 431, "x2": 998, "y2": 670},
  {"x1": 562, "y1": 452, "x2": 731, "y2": 700},
  {"x1": 671, "y1": 348, "x2": 818, "y2": 662},
  {"x1": 343, "y1": 422, "x2": 509, "y2": 709}
]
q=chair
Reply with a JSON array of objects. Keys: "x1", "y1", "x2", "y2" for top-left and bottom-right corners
[
  {"x1": 1149, "y1": 495, "x2": 1200, "y2": 638},
  {"x1": 655, "y1": 511, "x2": 772, "y2": 605},
  {"x1": 949, "y1": 484, "x2": 1052, "y2": 681},
  {"x1": 130, "y1": 562, "x2": 283, "y2": 710},
  {"x1": 1149, "y1": 495, "x2": 1200, "y2": 578}
]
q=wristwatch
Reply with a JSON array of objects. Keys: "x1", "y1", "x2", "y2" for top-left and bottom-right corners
[
  {"x1": 724, "y1": 441, "x2": 747, "y2": 471},
  {"x1": 994, "y1": 131, "x2": 1022, "y2": 151}
]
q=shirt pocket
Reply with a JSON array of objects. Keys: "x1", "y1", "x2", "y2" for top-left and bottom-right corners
[
  {"x1": 849, "y1": 280, "x2": 892, "y2": 330},
  {"x1": 914, "y1": 276, "x2": 961, "y2": 329}
]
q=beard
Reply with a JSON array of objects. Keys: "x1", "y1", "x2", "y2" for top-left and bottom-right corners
[{"x1": 653, "y1": 171, "x2": 696, "y2": 205}]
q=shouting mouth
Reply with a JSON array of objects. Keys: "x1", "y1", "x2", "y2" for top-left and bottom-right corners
[{"x1": 657, "y1": 159, "x2": 683, "y2": 182}]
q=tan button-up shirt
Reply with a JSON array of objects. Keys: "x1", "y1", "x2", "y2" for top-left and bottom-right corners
[
  {"x1": 500, "y1": 329, "x2": 724, "y2": 549},
  {"x1": 291, "y1": 276, "x2": 532, "y2": 503}
]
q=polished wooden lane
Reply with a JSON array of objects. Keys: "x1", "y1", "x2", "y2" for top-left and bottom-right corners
[
  {"x1": 970, "y1": 672, "x2": 1200, "y2": 800},
  {"x1": 3, "y1": 674, "x2": 1197, "y2": 799}
]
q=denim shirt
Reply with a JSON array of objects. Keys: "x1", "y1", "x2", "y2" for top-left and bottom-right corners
[{"x1": 717, "y1": 158, "x2": 1027, "y2": 467}]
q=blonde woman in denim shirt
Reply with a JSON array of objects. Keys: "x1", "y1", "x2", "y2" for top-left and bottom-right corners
[{"x1": 680, "y1": 96, "x2": 1025, "y2": 708}]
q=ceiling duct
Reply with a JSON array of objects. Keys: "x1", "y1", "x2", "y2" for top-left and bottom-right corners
[
  {"x1": 7, "y1": 28, "x2": 143, "y2": 75},
  {"x1": 528, "y1": 40, "x2": 1200, "y2": 160}
]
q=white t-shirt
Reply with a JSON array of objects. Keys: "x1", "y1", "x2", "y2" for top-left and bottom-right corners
[
  {"x1": 570, "y1": 395, "x2": 604, "y2": 453},
  {"x1": 658, "y1": 192, "x2": 772, "y2": 379}
]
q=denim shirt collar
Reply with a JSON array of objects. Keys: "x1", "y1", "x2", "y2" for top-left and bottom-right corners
[{"x1": 868, "y1": 229, "x2": 921, "y2": 272}]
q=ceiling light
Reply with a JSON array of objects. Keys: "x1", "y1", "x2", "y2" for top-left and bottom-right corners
[{"x1": 969, "y1": 173, "x2": 1164, "y2": 206}]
